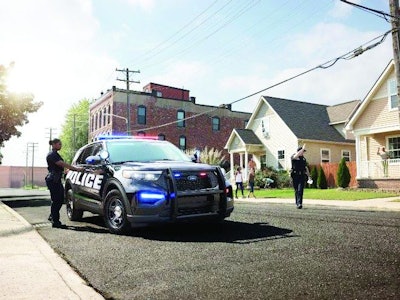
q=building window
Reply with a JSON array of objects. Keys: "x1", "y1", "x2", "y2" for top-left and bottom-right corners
[
  {"x1": 388, "y1": 79, "x2": 399, "y2": 110},
  {"x1": 388, "y1": 136, "x2": 400, "y2": 159},
  {"x1": 244, "y1": 119, "x2": 249, "y2": 128},
  {"x1": 179, "y1": 135, "x2": 186, "y2": 150},
  {"x1": 278, "y1": 150, "x2": 285, "y2": 160},
  {"x1": 158, "y1": 134, "x2": 165, "y2": 140},
  {"x1": 177, "y1": 110, "x2": 185, "y2": 128},
  {"x1": 277, "y1": 150, "x2": 285, "y2": 169},
  {"x1": 212, "y1": 117, "x2": 220, "y2": 131},
  {"x1": 342, "y1": 150, "x2": 351, "y2": 161},
  {"x1": 262, "y1": 117, "x2": 270, "y2": 137},
  {"x1": 321, "y1": 149, "x2": 330, "y2": 163},
  {"x1": 137, "y1": 106, "x2": 146, "y2": 125}
]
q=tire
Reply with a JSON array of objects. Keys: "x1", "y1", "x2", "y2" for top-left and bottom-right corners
[
  {"x1": 104, "y1": 189, "x2": 130, "y2": 234},
  {"x1": 66, "y1": 188, "x2": 83, "y2": 221}
]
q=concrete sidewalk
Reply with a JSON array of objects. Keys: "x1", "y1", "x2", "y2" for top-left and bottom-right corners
[
  {"x1": 0, "y1": 188, "x2": 399, "y2": 299},
  {"x1": 0, "y1": 189, "x2": 104, "y2": 300}
]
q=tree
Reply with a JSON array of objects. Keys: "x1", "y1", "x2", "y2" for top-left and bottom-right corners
[
  {"x1": 0, "y1": 63, "x2": 43, "y2": 155},
  {"x1": 59, "y1": 99, "x2": 90, "y2": 163},
  {"x1": 317, "y1": 166, "x2": 328, "y2": 189},
  {"x1": 310, "y1": 165, "x2": 318, "y2": 188},
  {"x1": 337, "y1": 158, "x2": 351, "y2": 188}
]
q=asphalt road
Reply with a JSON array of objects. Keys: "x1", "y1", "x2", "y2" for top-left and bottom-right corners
[{"x1": 7, "y1": 199, "x2": 400, "y2": 300}]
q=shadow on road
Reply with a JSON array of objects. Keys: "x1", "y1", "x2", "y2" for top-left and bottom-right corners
[{"x1": 133, "y1": 220, "x2": 295, "y2": 244}]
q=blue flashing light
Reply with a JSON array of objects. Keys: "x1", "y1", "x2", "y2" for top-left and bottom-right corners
[
  {"x1": 137, "y1": 191, "x2": 166, "y2": 205},
  {"x1": 97, "y1": 134, "x2": 160, "y2": 141},
  {"x1": 97, "y1": 134, "x2": 129, "y2": 140},
  {"x1": 173, "y1": 173, "x2": 181, "y2": 178}
]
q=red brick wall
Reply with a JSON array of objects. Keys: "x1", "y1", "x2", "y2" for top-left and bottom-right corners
[{"x1": 142, "y1": 83, "x2": 190, "y2": 101}]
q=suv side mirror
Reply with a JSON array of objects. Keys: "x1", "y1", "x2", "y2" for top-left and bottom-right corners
[{"x1": 85, "y1": 150, "x2": 109, "y2": 165}]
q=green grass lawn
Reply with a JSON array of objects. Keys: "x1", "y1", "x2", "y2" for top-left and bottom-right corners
[{"x1": 252, "y1": 188, "x2": 400, "y2": 201}]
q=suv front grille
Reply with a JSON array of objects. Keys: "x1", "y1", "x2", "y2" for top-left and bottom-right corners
[{"x1": 174, "y1": 170, "x2": 219, "y2": 191}]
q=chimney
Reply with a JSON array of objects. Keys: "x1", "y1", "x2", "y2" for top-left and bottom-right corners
[{"x1": 190, "y1": 96, "x2": 196, "y2": 104}]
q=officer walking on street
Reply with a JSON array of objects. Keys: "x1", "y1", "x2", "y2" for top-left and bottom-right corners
[{"x1": 290, "y1": 144, "x2": 310, "y2": 209}]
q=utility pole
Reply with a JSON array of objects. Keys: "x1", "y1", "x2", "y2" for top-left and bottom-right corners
[
  {"x1": 27, "y1": 142, "x2": 38, "y2": 188},
  {"x1": 116, "y1": 68, "x2": 140, "y2": 135},
  {"x1": 45, "y1": 127, "x2": 57, "y2": 152},
  {"x1": 389, "y1": 0, "x2": 400, "y2": 115}
]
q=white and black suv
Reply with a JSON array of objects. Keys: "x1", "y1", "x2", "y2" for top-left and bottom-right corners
[{"x1": 64, "y1": 136, "x2": 234, "y2": 234}]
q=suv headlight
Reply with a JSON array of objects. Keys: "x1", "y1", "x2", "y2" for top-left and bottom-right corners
[{"x1": 122, "y1": 170, "x2": 162, "y2": 181}]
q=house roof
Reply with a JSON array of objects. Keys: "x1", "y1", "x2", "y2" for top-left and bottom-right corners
[
  {"x1": 224, "y1": 128, "x2": 263, "y2": 150},
  {"x1": 234, "y1": 129, "x2": 263, "y2": 145},
  {"x1": 264, "y1": 96, "x2": 354, "y2": 143},
  {"x1": 326, "y1": 100, "x2": 361, "y2": 124}
]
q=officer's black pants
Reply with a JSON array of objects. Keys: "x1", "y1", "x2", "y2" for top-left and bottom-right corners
[
  {"x1": 292, "y1": 175, "x2": 305, "y2": 207},
  {"x1": 46, "y1": 180, "x2": 64, "y2": 223}
]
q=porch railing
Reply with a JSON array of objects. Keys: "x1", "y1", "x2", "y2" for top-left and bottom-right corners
[{"x1": 358, "y1": 159, "x2": 400, "y2": 179}]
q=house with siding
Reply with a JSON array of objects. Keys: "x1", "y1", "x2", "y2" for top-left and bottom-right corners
[
  {"x1": 345, "y1": 60, "x2": 400, "y2": 189},
  {"x1": 225, "y1": 96, "x2": 360, "y2": 181}
]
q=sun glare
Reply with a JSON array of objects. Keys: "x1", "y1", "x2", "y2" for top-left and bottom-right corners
[{"x1": 6, "y1": 68, "x2": 27, "y2": 93}]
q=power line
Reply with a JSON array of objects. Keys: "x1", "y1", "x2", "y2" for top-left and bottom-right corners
[
  {"x1": 137, "y1": 29, "x2": 392, "y2": 132},
  {"x1": 339, "y1": 0, "x2": 397, "y2": 22}
]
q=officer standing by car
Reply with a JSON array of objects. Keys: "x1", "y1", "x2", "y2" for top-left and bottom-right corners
[
  {"x1": 46, "y1": 138, "x2": 83, "y2": 228},
  {"x1": 290, "y1": 144, "x2": 310, "y2": 209}
]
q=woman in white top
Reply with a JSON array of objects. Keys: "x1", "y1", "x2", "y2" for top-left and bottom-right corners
[{"x1": 234, "y1": 167, "x2": 244, "y2": 198}]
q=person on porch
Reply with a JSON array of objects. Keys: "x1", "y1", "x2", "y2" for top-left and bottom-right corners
[{"x1": 377, "y1": 146, "x2": 390, "y2": 177}]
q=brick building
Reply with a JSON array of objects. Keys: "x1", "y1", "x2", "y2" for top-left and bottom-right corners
[{"x1": 89, "y1": 84, "x2": 251, "y2": 159}]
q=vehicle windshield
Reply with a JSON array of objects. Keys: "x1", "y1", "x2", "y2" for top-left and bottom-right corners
[{"x1": 105, "y1": 140, "x2": 192, "y2": 163}]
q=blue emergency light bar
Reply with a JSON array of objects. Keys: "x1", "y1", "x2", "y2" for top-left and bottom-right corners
[{"x1": 96, "y1": 135, "x2": 159, "y2": 141}]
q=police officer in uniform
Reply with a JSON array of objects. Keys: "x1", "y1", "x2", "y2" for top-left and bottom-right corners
[
  {"x1": 46, "y1": 138, "x2": 83, "y2": 228},
  {"x1": 290, "y1": 145, "x2": 310, "y2": 209}
]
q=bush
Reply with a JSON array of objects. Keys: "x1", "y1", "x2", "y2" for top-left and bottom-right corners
[
  {"x1": 310, "y1": 166, "x2": 318, "y2": 188},
  {"x1": 317, "y1": 166, "x2": 328, "y2": 189},
  {"x1": 337, "y1": 158, "x2": 351, "y2": 188},
  {"x1": 254, "y1": 167, "x2": 291, "y2": 188}
]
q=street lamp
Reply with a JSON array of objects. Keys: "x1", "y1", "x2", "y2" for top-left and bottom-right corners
[{"x1": 104, "y1": 113, "x2": 129, "y2": 134}]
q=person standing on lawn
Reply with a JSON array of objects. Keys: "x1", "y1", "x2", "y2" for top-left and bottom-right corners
[{"x1": 247, "y1": 167, "x2": 256, "y2": 198}]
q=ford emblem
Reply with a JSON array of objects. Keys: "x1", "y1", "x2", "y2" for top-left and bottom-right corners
[{"x1": 187, "y1": 175, "x2": 198, "y2": 181}]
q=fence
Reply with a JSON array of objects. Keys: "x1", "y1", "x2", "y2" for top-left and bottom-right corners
[{"x1": 309, "y1": 161, "x2": 358, "y2": 188}]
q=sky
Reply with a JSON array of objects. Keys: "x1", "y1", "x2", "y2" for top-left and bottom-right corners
[{"x1": 0, "y1": 0, "x2": 394, "y2": 167}]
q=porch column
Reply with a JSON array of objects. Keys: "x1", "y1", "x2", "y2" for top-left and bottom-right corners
[
  {"x1": 244, "y1": 151, "x2": 249, "y2": 181},
  {"x1": 230, "y1": 152, "x2": 234, "y2": 185},
  {"x1": 355, "y1": 135, "x2": 361, "y2": 178}
]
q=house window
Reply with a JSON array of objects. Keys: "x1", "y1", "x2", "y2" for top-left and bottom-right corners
[
  {"x1": 277, "y1": 150, "x2": 285, "y2": 170},
  {"x1": 278, "y1": 150, "x2": 285, "y2": 160},
  {"x1": 388, "y1": 79, "x2": 399, "y2": 110},
  {"x1": 321, "y1": 149, "x2": 330, "y2": 163},
  {"x1": 158, "y1": 134, "x2": 165, "y2": 140},
  {"x1": 177, "y1": 110, "x2": 185, "y2": 128},
  {"x1": 212, "y1": 117, "x2": 220, "y2": 131},
  {"x1": 261, "y1": 117, "x2": 270, "y2": 137},
  {"x1": 137, "y1": 106, "x2": 146, "y2": 125},
  {"x1": 179, "y1": 135, "x2": 186, "y2": 150},
  {"x1": 388, "y1": 136, "x2": 400, "y2": 159},
  {"x1": 342, "y1": 150, "x2": 351, "y2": 161}
]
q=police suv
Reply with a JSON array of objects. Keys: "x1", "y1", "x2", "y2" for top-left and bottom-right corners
[{"x1": 64, "y1": 136, "x2": 234, "y2": 234}]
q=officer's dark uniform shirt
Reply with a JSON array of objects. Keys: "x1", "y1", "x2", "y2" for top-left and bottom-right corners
[
  {"x1": 291, "y1": 156, "x2": 307, "y2": 176},
  {"x1": 46, "y1": 150, "x2": 64, "y2": 175}
]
